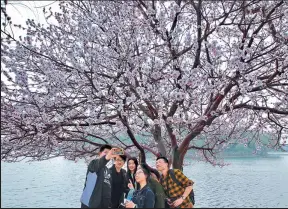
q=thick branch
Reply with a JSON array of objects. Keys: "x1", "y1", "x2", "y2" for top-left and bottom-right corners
[
  {"x1": 233, "y1": 104, "x2": 288, "y2": 115},
  {"x1": 141, "y1": 144, "x2": 161, "y2": 157}
]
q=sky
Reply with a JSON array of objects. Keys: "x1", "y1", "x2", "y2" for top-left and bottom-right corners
[
  {"x1": 1, "y1": 1, "x2": 60, "y2": 82},
  {"x1": 4, "y1": 1, "x2": 59, "y2": 34}
]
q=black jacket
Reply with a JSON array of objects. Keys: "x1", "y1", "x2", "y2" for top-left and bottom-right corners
[
  {"x1": 80, "y1": 156, "x2": 112, "y2": 208},
  {"x1": 109, "y1": 165, "x2": 127, "y2": 208}
]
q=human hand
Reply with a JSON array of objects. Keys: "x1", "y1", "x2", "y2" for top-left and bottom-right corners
[
  {"x1": 125, "y1": 200, "x2": 136, "y2": 208},
  {"x1": 105, "y1": 148, "x2": 118, "y2": 160},
  {"x1": 128, "y1": 179, "x2": 134, "y2": 189},
  {"x1": 172, "y1": 197, "x2": 184, "y2": 207}
]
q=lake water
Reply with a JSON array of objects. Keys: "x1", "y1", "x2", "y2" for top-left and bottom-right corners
[{"x1": 1, "y1": 155, "x2": 288, "y2": 208}]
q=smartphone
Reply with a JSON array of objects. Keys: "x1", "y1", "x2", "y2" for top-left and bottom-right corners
[{"x1": 113, "y1": 148, "x2": 124, "y2": 155}]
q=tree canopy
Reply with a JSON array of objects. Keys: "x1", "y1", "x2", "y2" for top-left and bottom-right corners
[{"x1": 1, "y1": 0, "x2": 287, "y2": 167}]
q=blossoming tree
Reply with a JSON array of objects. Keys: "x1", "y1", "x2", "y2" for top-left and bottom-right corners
[{"x1": 1, "y1": 0, "x2": 287, "y2": 169}]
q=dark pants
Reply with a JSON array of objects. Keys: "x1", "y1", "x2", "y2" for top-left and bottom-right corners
[
  {"x1": 102, "y1": 198, "x2": 112, "y2": 208},
  {"x1": 81, "y1": 201, "x2": 111, "y2": 208},
  {"x1": 81, "y1": 203, "x2": 89, "y2": 208}
]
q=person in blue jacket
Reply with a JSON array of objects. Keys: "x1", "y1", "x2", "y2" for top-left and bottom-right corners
[
  {"x1": 80, "y1": 145, "x2": 118, "y2": 208},
  {"x1": 125, "y1": 164, "x2": 155, "y2": 208}
]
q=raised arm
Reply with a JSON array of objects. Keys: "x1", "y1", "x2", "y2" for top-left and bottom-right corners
[
  {"x1": 88, "y1": 156, "x2": 109, "y2": 173},
  {"x1": 88, "y1": 148, "x2": 118, "y2": 173}
]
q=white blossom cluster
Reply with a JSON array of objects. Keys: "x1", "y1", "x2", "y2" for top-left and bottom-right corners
[{"x1": 1, "y1": 1, "x2": 287, "y2": 166}]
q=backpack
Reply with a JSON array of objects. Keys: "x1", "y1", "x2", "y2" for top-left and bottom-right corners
[{"x1": 168, "y1": 169, "x2": 195, "y2": 205}]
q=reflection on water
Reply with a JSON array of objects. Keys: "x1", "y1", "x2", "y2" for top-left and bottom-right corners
[{"x1": 1, "y1": 156, "x2": 288, "y2": 208}]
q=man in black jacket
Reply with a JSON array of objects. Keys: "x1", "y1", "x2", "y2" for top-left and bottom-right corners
[
  {"x1": 110, "y1": 155, "x2": 127, "y2": 208},
  {"x1": 80, "y1": 145, "x2": 118, "y2": 208}
]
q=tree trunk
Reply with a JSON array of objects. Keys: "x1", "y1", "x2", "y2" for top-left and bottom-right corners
[
  {"x1": 172, "y1": 146, "x2": 184, "y2": 170},
  {"x1": 153, "y1": 124, "x2": 167, "y2": 156}
]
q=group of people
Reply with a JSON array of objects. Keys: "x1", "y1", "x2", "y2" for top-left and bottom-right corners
[{"x1": 80, "y1": 145, "x2": 194, "y2": 208}]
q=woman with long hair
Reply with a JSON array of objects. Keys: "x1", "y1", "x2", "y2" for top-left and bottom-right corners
[{"x1": 126, "y1": 157, "x2": 139, "y2": 191}]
